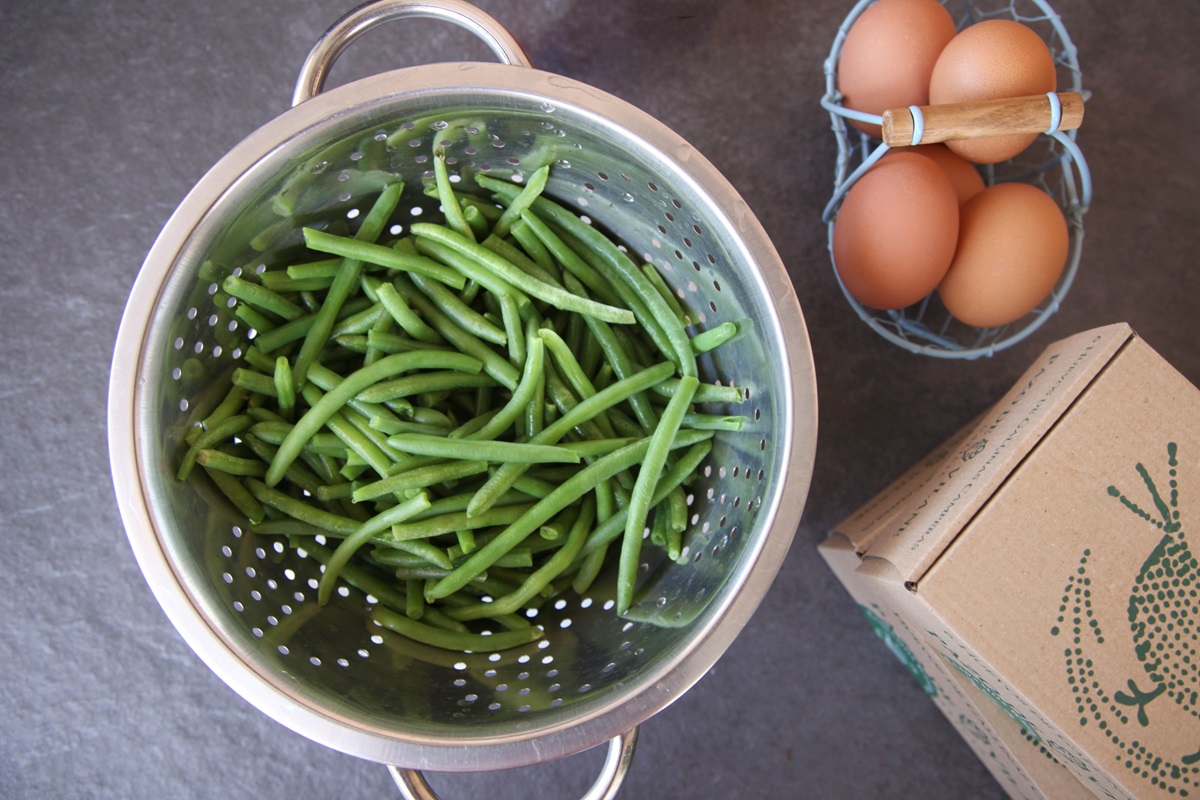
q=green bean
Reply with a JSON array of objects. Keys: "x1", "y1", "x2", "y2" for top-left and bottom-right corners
[
  {"x1": 259, "y1": 272, "x2": 335, "y2": 293},
  {"x1": 405, "y1": 579, "x2": 425, "y2": 619},
  {"x1": 352, "y1": 459, "x2": 489, "y2": 504},
  {"x1": 640, "y1": 262, "x2": 691, "y2": 326},
  {"x1": 387, "y1": 538, "x2": 454, "y2": 571},
  {"x1": 537, "y1": 327, "x2": 599, "y2": 401},
  {"x1": 524, "y1": 368, "x2": 546, "y2": 440},
  {"x1": 298, "y1": 383, "x2": 396, "y2": 478},
  {"x1": 362, "y1": 311, "x2": 393, "y2": 367},
  {"x1": 302, "y1": 228, "x2": 467, "y2": 290},
  {"x1": 186, "y1": 385, "x2": 248, "y2": 445},
  {"x1": 407, "y1": 271, "x2": 507, "y2": 345},
  {"x1": 654, "y1": 378, "x2": 745, "y2": 405},
  {"x1": 482, "y1": 178, "x2": 695, "y2": 376},
  {"x1": 465, "y1": 361, "x2": 674, "y2": 518},
  {"x1": 491, "y1": 165, "x2": 548, "y2": 239},
  {"x1": 265, "y1": 350, "x2": 482, "y2": 486},
  {"x1": 580, "y1": 438, "x2": 712, "y2": 557},
  {"x1": 318, "y1": 491, "x2": 432, "y2": 605},
  {"x1": 356, "y1": 371, "x2": 495, "y2": 404},
  {"x1": 305, "y1": 362, "x2": 410, "y2": 434},
  {"x1": 410, "y1": 222, "x2": 635, "y2": 325},
  {"x1": 273, "y1": 357, "x2": 296, "y2": 417},
  {"x1": 498, "y1": 292, "x2": 526, "y2": 367},
  {"x1": 315, "y1": 482, "x2": 354, "y2": 502},
  {"x1": 369, "y1": 548, "x2": 451, "y2": 569},
  {"x1": 423, "y1": 182, "x2": 503, "y2": 221},
  {"x1": 448, "y1": 495, "x2": 592, "y2": 621},
  {"x1": 540, "y1": 370, "x2": 609, "y2": 445},
  {"x1": 241, "y1": 435, "x2": 325, "y2": 495},
  {"x1": 410, "y1": 237, "x2": 532, "y2": 315},
  {"x1": 363, "y1": 328, "x2": 451, "y2": 356},
  {"x1": 427, "y1": 437, "x2": 657, "y2": 602},
  {"x1": 386, "y1": 433, "x2": 581, "y2": 465},
  {"x1": 231, "y1": 367, "x2": 277, "y2": 397},
  {"x1": 390, "y1": 274, "x2": 520, "y2": 391},
  {"x1": 389, "y1": 502, "x2": 537, "y2": 542},
  {"x1": 202, "y1": 466, "x2": 265, "y2": 524},
  {"x1": 280, "y1": 237, "x2": 371, "y2": 384},
  {"x1": 371, "y1": 605, "x2": 543, "y2": 652},
  {"x1": 177, "y1": 414, "x2": 253, "y2": 481},
  {"x1": 196, "y1": 449, "x2": 267, "y2": 477},
  {"x1": 252, "y1": 297, "x2": 375, "y2": 354},
  {"x1": 508, "y1": 218, "x2": 556, "y2": 274},
  {"x1": 667, "y1": 485, "x2": 688, "y2": 561},
  {"x1": 222, "y1": 275, "x2": 304, "y2": 321},
  {"x1": 234, "y1": 300, "x2": 278, "y2": 335},
  {"x1": 517, "y1": 209, "x2": 621, "y2": 306},
  {"x1": 455, "y1": 529, "x2": 477, "y2": 556},
  {"x1": 245, "y1": 478, "x2": 359, "y2": 535},
  {"x1": 373, "y1": 280, "x2": 442, "y2": 344},
  {"x1": 462, "y1": 204, "x2": 489, "y2": 240},
  {"x1": 286, "y1": 258, "x2": 344, "y2": 280},
  {"x1": 433, "y1": 148, "x2": 473, "y2": 241},
  {"x1": 558, "y1": 437, "x2": 642, "y2": 458},
  {"x1": 288, "y1": 535, "x2": 413, "y2": 620},
  {"x1": 369, "y1": 416, "x2": 451, "y2": 437},
  {"x1": 691, "y1": 321, "x2": 740, "y2": 354},
  {"x1": 617, "y1": 375, "x2": 696, "y2": 613},
  {"x1": 449, "y1": 337, "x2": 543, "y2": 445},
  {"x1": 679, "y1": 413, "x2": 747, "y2": 431},
  {"x1": 329, "y1": 302, "x2": 387, "y2": 337},
  {"x1": 560, "y1": 273, "x2": 658, "y2": 432},
  {"x1": 571, "y1": 541, "x2": 608, "y2": 595},
  {"x1": 649, "y1": 502, "x2": 670, "y2": 548},
  {"x1": 482, "y1": 234, "x2": 562, "y2": 288}
]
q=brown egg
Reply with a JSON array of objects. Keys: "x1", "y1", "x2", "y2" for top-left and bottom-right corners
[
  {"x1": 891, "y1": 143, "x2": 985, "y2": 204},
  {"x1": 937, "y1": 182, "x2": 1068, "y2": 328},
  {"x1": 832, "y1": 151, "x2": 960, "y2": 310},
  {"x1": 929, "y1": 20, "x2": 1057, "y2": 164},
  {"x1": 837, "y1": 0, "x2": 958, "y2": 139}
]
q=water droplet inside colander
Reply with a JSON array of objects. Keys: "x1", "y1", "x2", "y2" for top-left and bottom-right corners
[
  {"x1": 431, "y1": 120, "x2": 449, "y2": 130},
  {"x1": 310, "y1": 161, "x2": 329, "y2": 174},
  {"x1": 622, "y1": 193, "x2": 635, "y2": 203},
  {"x1": 556, "y1": 159, "x2": 571, "y2": 169},
  {"x1": 540, "y1": 102, "x2": 556, "y2": 114}
]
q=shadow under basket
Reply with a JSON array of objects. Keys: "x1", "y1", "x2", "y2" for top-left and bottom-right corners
[
  {"x1": 821, "y1": 0, "x2": 1093, "y2": 359},
  {"x1": 107, "y1": 2, "x2": 818, "y2": 794}
]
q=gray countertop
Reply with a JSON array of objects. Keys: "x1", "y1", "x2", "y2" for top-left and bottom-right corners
[{"x1": 3, "y1": 1, "x2": 1197, "y2": 797}]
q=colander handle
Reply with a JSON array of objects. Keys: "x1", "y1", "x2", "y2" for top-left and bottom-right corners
[
  {"x1": 880, "y1": 91, "x2": 1085, "y2": 147},
  {"x1": 386, "y1": 727, "x2": 640, "y2": 800},
  {"x1": 292, "y1": 0, "x2": 533, "y2": 106}
]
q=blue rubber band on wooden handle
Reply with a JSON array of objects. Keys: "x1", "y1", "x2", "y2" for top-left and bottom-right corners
[
  {"x1": 907, "y1": 105, "x2": 925, "y2": 146},
  {"x1": 1045, "y1": 91, "x2": 1063, "y2": 133}
]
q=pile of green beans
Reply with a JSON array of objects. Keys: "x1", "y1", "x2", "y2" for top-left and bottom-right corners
[{"x1": 179, "y1": 154, "x2": 746, "y2": 652}]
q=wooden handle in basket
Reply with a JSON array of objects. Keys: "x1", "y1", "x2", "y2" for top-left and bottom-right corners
[{"x1": 881, "y1": 91, "x2": 1084, "y2": 147}]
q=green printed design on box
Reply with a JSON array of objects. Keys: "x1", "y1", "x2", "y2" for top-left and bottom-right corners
[
  {"x1": 860, "y1": 603, "x2": 938, "y2": 698},
  {"x1": 942, "y1": 648, "x2": 1042, "y2": 744},
  {"x1": 1052, "y1": 442, "x2": 1200, "y2": 796}
]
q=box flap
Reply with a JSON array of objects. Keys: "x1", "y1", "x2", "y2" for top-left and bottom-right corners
[{"x1": 862, "y1": 323, "x2": 1134, "y2": 585}]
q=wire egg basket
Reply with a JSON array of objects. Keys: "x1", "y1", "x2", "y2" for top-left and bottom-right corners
[
  {"x1": 107, "y1": 1, "x2": 818, "y2": 797},
  {"x1": 821, "y1": 0, "x2": 1093, "y2": 359}
]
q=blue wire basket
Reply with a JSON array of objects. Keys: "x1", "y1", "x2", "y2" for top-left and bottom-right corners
[{"x1": 821, "y1": 0, "x2": 1092, "y2": 359}]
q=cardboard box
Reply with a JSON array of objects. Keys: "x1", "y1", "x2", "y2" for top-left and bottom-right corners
[{"x1": 819, "y1": 323, "x2": 1200, "y2": 799}]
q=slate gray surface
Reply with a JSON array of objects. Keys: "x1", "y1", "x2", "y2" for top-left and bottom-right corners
[{"x1": 2, "y1": 0, "x2": 1197, "y2": 798}]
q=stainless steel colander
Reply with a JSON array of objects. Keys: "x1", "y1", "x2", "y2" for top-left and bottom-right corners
[{"x1": 107, "y1": 1, "x2": 817, "y2": 796}]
